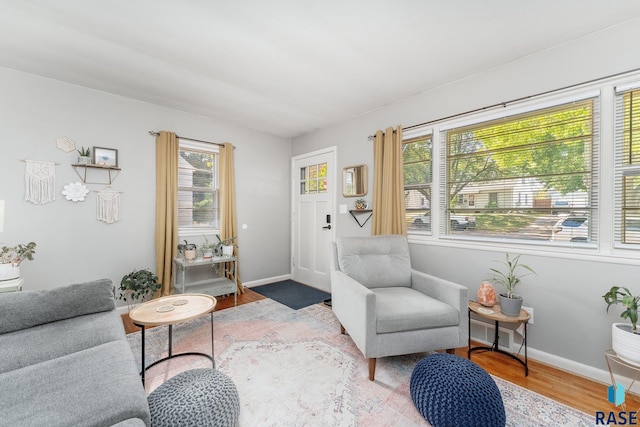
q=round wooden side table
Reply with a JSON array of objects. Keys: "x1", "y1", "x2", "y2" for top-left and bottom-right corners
[
  {"x1": 468, "y1": 300, "x2": 531, "y2": 376},
  {"x1": 129, "y1": 293, "x2": 217, "y2": 386}
]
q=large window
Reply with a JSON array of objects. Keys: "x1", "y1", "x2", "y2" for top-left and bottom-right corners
[
  {"x1": 178, "y1": 141, "x2": 219, "y2": 231},
  {"x1": 615, "y1": 85, "x2": 640, "y2": 245},
  {"x1": 403, "y1": 133, "x2": 433, "y2": 232},
  {"x1": 440, "y1": 98, "x2": 598, "y2": 243}
]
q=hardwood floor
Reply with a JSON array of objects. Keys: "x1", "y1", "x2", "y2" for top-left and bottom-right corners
[{"x1": 122, "y1": 288, "x2": 637, "y2": 417}]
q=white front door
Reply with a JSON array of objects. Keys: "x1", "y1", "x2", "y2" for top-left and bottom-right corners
[{"x1": 292, "y1": 148, "x2": 336, "y2": 292}]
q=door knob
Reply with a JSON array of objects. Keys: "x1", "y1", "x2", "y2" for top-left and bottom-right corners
[{"x1": 322, "y1": 225, "x2": 332, "y2": 230}]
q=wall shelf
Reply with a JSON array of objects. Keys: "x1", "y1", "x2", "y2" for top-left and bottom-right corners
[
  {"x1": 349, "y1": 209, "x2": 373, "y2": 227},
  {"x1": 71, "y1": 164, "x2": 121, "y2": 184}
]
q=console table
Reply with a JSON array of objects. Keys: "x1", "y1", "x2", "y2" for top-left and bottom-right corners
[
  {"x1": 174, "y1": 256, "x2": 238, "y2": 305},
  {"x1": 468, "y1": 301, "x2": 530, "y2": 376}
]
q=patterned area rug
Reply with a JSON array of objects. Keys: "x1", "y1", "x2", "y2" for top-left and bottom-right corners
[{"x1": 126, "y1": 299, "x2": 594, "y2": 426}]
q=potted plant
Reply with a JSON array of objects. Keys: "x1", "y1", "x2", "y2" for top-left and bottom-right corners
[
  {"x1": 355, "y1": 198, "x2": 367, "y2": 210},
  {"x1": 603, "y1": 286, "x2": 640, "y2": 366},
  {"x1": 200, "y1": 235, "x2": 217, "y2": 259},
  {"x1": 216, "y1": 235, "x2": 237, "y2": 257},
  {"x1": 117, "y1": 269, "x2": 161, "y2": 311},
  {"x1": 489, "y1": 253, "x2": 535, "y2": 317},
  {"x1": 77, "y1": 146, "x2": 91, "y2": 164},
  {"x1": 0, "y1": 242, "x2": 36, "y2": 281},
  {"x1": 178, "y1": 240, "x2": 197, "y2": 260}
]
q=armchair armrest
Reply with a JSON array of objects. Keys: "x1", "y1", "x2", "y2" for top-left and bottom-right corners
[
  {"x1": 331, "y1": 269, "x2": 377, "y2": 355},
  {"x1": 411, "y1": 269, "x2": 468, "y2": 316}
]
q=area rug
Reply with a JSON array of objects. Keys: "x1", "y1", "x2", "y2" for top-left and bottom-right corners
[
  {"x1": 126, "y1": 299, "x2": 594, "y2": 426},
  {"x1": 251, "y1": 279, "x2": 330, "y2": 309}
]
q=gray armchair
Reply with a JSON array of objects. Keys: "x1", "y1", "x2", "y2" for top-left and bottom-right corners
[{"x1": 330, "y1": 235, "x2": 468, "y2": 381}]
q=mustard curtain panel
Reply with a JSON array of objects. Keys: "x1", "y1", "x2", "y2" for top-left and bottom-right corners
[
  {"x1": 372, "y1": 125, "x2": 407, "y2": 236},
  {"x1": 220, "y1": 142, "x2": 244, "y2": 292},
  {"x1": 155, "y1": 131, "x2": 179, "y2": 296}
]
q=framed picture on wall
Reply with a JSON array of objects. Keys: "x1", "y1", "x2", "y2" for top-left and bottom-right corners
[{"x1": 93, "y1": 147, "x2": 118, "y2": 167}]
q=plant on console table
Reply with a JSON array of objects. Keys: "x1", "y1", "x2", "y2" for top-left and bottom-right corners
[
  {"x1": 117, "y1": 269, "x2": 161, "y2": 312},
  {"x1": 0, "y1": 242, "x2": 36, "y2": 281},
  {"x1": 216, "y1": 235, "x2": 237, "y2": 257},
  {"x1": 178, "y1": 240, "x2": 197, "y2": 260},
  {"x1": 603, "y1": 286, "x2": 640, "y2": 366},
  {"x1": 489, "y1": 253, "x2": 535, "y2": 317}
]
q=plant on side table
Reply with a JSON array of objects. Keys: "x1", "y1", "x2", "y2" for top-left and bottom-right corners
[
  {"x1": 117, "y1": 269, "x2": 161, "y2": 312},
  {"x1": 0, "y1": 242, "x2": 37, "y2": 281},
  {"x1": 603, "y1": 286, "x2": 640, "y2": 366},
  {"x1": 489, "y1": 253, "x2": 535, "y2": 317}
]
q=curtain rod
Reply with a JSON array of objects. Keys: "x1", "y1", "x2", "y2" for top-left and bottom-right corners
[
  {"x1": 148, "y1": 131, "x2": 226, "y2": 147},
  {"x1": 367, "y1": 66, "x2": 640, "y2": 140}
]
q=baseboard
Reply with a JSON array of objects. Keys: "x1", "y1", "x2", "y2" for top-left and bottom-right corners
[{"x1": 242, "y1": 274, "x2": 292, "y2": 288}]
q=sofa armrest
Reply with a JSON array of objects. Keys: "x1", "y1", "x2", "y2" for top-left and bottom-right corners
[
  {"x1": 331, "y1": 269, "x2": 377, "y2": 355},
  {"x1": 0, "y1": 279, "x2": 115, "y2": 334},
  {"x1": 411, "y1": 269, "x2": 468, "y2": 317}
]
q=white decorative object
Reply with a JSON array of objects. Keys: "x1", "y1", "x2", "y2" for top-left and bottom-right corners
[
  {"x1": 612, "y1": 323, "x2": 640, "y2": 367},
  {"x1": 96, "y1": 188, "x2": 121, "y2": 223},
  {"x1": 0, "y1": 264, "x2": 20, "y2": 281},
  {"x1": 222, "y1": 245, "x2": 234, "y2": 256},
  {"x1": 62, "y1": 182, "x2": 90, "y2": 202},
  {"x1": 24, "y1": 160, "x2": 56, "y2": 205},
  {"x1": 56, "y1": 136, "x2": 76, "y2": 153}
]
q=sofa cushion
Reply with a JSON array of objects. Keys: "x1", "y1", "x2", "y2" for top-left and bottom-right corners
[
  {"x1": 0, "y1": 340, "x2": 150, "y2": 427},
  {"x1": 0, "y1": 279, "x2": 115, "y2": 334},
  {"x1": 336, "y1": 235, "x2": 412, "y2": 289},
  {"x1": 373, "y1": 287, "x2": 460, "y2": 333},
  {"x1": 0, "y1": 309, "x2": 126, "y2": 374}
]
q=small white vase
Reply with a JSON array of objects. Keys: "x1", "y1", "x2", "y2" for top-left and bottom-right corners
[
  {"x1": 612, "y1": 323, "x2": 640, "y2": 367},
  {"x1": 222, "y1": 245, "x2": 234, "y2": 256},
  {"x1": 0, "y1": 264, "x2": 20, "y2": 281}
]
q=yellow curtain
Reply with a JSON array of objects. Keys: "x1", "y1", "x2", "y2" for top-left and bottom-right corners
[
  {"x1": 372, "y1": 125, "x2": 407, "y2": 236},
  {"x1": 155, "y1": 131, "x2": 179, "y2": 296},
  {"x1": 220, "y1": 142, "x2": 244, "y2": 293}
]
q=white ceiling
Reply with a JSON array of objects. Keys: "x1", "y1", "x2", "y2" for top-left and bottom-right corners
[{"x1": 2, "y1": 1, "x2": 640, "y2": 138}]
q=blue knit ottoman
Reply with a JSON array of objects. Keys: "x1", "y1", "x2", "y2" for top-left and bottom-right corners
[
  {"x1": 410, "y1": 353, "x2": 505, "y2": 427},
  {"x1": 148, "y1": 368, "x2": 240, "y2": 427}
]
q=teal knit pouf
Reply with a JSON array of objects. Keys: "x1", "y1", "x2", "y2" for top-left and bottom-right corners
[
  {"x1": 410, "y1": 353, "x2": 505, "y2": 427},
  {"x1": 148, "y1": 368, "x2": 240, "y2": 427}
]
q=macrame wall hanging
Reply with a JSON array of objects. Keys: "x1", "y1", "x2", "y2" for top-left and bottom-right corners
[
  {"x1": 95, "y1": 187, "x2": 122, "y2": 224},
  {"x1": 24, "y1": 159, "x2": 57, "y2": 205}
]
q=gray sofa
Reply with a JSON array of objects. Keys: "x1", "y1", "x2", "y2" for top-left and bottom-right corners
[{"x1": 0, "y1": 279, "x2": 150, "y2": 427}]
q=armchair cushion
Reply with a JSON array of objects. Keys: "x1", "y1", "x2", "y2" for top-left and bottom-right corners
[
  {"x1": 373, "y1": 287, "x2": 460, "y2": 334},
  {"x1": 336, "y1": 235, "x2": 411, "y2": 289}
]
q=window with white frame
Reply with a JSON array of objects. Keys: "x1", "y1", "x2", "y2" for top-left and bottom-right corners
[
  {"x1": 403, "y1": 133, "x2": 433, "y2": 232},
  {"x1": 439, "y1": 97, "x2": 599, "y2": 243},
  {"x1": 614, "y1": 84, "x2": 640, "y2": 245},
  {"x1": 178, "y1": 141, "x2": 219, "y2": 231}
]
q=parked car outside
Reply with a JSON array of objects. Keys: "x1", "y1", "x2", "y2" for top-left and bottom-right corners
[
  {"x1": 552, "y1": 200, "x2": 571, "y2": 214},
  {"x1": 411, "y1": 212, "x2": 476, "y2": 230},
  {"x1": 550, "y1": 216, "x2": 588, "y2": 242}
]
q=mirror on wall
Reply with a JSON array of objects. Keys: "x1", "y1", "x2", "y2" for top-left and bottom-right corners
[{"x1": 343, "y1": 164, "x2": 368, "y2": 197}]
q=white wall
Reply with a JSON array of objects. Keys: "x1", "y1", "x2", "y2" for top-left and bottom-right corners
[
  {"x1": 292, "y1": 18, "x2": 640, "y2": 379},
  {"x1": 0, "y1": 66, "x2": 292, "y2": 296}
]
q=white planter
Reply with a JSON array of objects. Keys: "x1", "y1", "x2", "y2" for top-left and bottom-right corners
[
  {"x1": 222, "y1": 245, "x2": 234, "y2": 256},
  {"x1": 612, "y1": 323, "x2": 640, "y2": 367},
  {"x1": 0, "y1": 264, "x2": 20, "y2": 281},
  {"x1": 184, "y1": 249, "x2": 196, "y2": 260}
]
